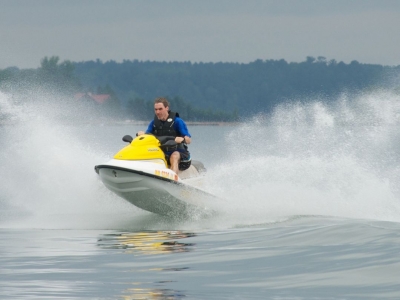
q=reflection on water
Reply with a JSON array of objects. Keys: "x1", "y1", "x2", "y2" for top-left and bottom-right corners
[
  {"x1": 122, "y1": 288, "x2": 186, "y2": 300},
  {"x1": 98, "y1": 231, "x2": 195, "y2": 299},
  {"x1": 98, "y1": 230, "x2": 196, "y2": 255}
]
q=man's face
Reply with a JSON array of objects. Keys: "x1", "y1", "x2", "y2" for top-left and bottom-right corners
[{"x1": 154, "y1": 103, "x2": 169, "y2": 121}]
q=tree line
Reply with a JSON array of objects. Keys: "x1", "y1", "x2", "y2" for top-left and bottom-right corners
[
  {"x1": 1, "y1": 56, "x2": 398, "y2": 122},
  {"x1": 74, "y1": 56, "x2": 399, "y2": 117}
]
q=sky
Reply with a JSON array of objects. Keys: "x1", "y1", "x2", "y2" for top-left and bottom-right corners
[{"x1": 1, "y1": 0, "x2": 400, "y2": 69}]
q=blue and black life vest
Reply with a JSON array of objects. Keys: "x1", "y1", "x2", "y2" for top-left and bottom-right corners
[
  {"x1": 153, "y1": 111, "x2": 191, "y2": 170},
  {"x1": 153, "y1": 111, "x2": 189, "y2": 151},
  {"x1": 152, "y1": 111, "x2": 180, "y2": 137}
]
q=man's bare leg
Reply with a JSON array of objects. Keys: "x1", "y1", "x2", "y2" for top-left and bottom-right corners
[{"x1": 169, "y1": 151, "x2": 180, "y2": 174}]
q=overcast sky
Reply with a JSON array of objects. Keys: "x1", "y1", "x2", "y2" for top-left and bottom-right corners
[{"x1": 1, "y1": 0, "x2": 400, "y2": 69}]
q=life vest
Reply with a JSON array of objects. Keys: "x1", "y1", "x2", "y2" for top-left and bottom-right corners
[
  {"x1": 152, "y1": 111, "x2": 180, "y2": 137},
  {"x1": 152, "y1": 111, "x2": 190, "y2": 162}
]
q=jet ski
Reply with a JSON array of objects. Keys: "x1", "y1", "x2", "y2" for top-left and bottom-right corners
[{"x1": 95, "y1": 134, "x2": 218, "y2": 217}]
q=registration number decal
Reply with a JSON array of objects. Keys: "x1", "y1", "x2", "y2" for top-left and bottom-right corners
[{"x1": 155, "y1": 170, "x2": 178, "y2": 181}]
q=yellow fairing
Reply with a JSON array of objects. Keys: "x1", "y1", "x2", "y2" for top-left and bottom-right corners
[{"x1": 113, "y1": 134, "x2": 167, "y2": 165}]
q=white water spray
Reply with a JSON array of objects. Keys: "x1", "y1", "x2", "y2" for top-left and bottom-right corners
[
  {"x1": 2, "y1": 89, "x2": 400, "y2": 230},
  {"x1": 206, "y1": 90, "x2": 400, "y2": 224},
  {"x1": 0, "y1": 91, "x2": 140, "y2": 229}
]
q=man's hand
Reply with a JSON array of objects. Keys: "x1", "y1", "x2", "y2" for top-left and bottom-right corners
[
  {"x1": 175, "y1": 137, "x2": 185, "y2": 143},
  {"x1": 137, "y1": 131, "x2": 145, "y2": 136}
]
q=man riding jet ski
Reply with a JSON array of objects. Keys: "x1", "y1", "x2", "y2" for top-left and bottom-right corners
[
  {"x1": 137, "y1": 97, "x2": 191, "y2": 175},
  {"x1": 94, "y1": 98, "x2": 218, "y2": 217}
]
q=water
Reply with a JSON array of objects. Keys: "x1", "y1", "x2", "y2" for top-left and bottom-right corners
[{"x1": 1, "y1": 90, "x2": 400, "y2": 299}]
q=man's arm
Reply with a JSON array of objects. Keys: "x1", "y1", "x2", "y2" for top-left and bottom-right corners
[
  {"x1": 175, "y1": 136, "x2": 191, "y2": 144},
  {"x1": 137, "y1": 120, "x2": 154, "y2": 136},
  {"x1": 174, "y1": 118, "x2": 191, "y2": 144}
]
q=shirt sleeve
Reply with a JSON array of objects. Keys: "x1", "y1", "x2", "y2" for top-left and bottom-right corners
[
  {"x1": 145, "y1": 120, "x2": 154, "y2": 134},
  {"x1": 174, "y1": 117, "x2": 191, "y2": 137}
]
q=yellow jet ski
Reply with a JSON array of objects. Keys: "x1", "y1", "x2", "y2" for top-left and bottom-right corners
[{"x1": 95, "y1": 134, "x2": 217, "y2": 217}]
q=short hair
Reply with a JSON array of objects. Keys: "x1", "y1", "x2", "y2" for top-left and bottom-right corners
[{"x1": 154, "y1": 97, "x2": 169, "y2": 108}]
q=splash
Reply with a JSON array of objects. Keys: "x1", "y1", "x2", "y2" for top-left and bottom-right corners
[
  {"x1": 2, "y1": 88, "x2": 400, "y2": 230},
  {"x1": 206, "y1": 90, "x2": 400, "y2": 224},
  {"x1": 0, "y1": 91, "x2": 140, "y2": 229}
]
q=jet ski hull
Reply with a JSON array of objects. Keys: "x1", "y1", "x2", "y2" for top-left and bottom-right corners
[{"x1": 96, "y1": 164, "x2": 217, "y2": 217}]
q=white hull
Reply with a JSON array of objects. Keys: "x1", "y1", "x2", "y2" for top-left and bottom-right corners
[{"x1": 95, "y1": 159, "x2": 217, "y2": 217}]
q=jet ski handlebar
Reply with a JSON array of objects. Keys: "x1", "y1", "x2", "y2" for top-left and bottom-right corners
[
  {"x1": 156, "y1": 136, "x2": 176, "y2": 144},
  {"x1": 122, "y1": 134, "x2": 176, "y2": 145}
]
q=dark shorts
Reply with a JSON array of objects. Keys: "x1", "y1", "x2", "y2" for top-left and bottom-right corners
[
  {"x1": 178, "y1": 151, "x2": 192, "y2": 171},
  {"x1": 165, "y1": 151, "x2": 192, "y2": 171}
]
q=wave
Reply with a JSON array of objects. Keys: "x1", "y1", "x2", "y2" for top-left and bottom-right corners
[
  {"x1": 205, "y1": 90, "x2": 400, "y2": 224},
  {"x1": 1, "y1": 88, "x2": 400, "y2": 229}
]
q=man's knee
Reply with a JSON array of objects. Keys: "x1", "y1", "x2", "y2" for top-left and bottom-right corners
[
  {"x1": 172, "y1": 151, "x2": 180, "y2": 157},
  {"x1": 169, "y1": 151, "x2": 180, "y2": 162}
]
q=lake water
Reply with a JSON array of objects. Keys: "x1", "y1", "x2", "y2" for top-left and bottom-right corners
[{"x1": 1, "y1": 91, "x2": 400, "y2": 299}]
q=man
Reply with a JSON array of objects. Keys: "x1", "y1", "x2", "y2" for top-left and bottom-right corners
[{"x1": 137, "y1": 97, "x2": 192, "y2": 174}]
